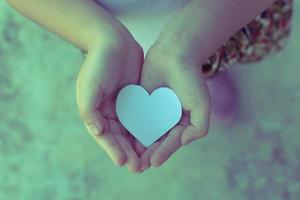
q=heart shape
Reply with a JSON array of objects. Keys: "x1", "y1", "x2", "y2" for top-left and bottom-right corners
[{"x1": 116, "y1": 85, "x2": 182, "y2": 147}]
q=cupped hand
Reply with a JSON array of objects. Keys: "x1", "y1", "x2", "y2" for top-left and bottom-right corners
[
  {"x1": 76, "y1": 33, "x2": 145, "y2": 173},
  {"x1": 139, "y1": 42, "x2": 212, "y2": 170}
]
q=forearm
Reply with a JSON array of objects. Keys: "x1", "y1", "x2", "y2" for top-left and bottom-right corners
[
  {"x1": 153, "y1": 0, "x2": 276, "y2": 66},
  {"x1": 5, "y1": 0, "x2": 133, "y2": 54}
]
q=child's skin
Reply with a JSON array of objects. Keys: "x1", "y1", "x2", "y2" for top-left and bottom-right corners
[{"x1": 5, "y1": 0, "x2": 275, "y2": 173}]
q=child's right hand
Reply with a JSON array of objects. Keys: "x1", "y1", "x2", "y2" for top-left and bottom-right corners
[{"x1": 76, "y1": 33, "x2": 145, "y2": 173}]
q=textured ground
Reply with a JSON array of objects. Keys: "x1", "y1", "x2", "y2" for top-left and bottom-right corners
[{"x1": 0, "y1": 1, "x2": 300, "y2": 200}]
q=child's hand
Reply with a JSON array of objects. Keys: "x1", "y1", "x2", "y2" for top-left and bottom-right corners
[
  {"x1": 76, "y1": 34, "x2": 144, "y2": 173},
  {"x1": 139, "y1": 42, "x2": 212, "y2": 170}
]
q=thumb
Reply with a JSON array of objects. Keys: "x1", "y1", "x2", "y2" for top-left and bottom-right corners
[
  {"x1": 81, "y1": 111, "x2": 105, "y2": 137},
  {"x1": 177, "y1": 72, "x2": 211, "y2": 145},
  {"x1": 180, "y1": 103, "x2": 211, "y2": 145},
  {"x1": 76, "y1": 47, "x2": 109, "y2": 136}
]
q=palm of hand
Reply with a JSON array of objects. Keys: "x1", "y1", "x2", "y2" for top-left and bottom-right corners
[
  {"x1": 77, "y1": 38, "x2": 211, "y2": 173},
  {"x1": 138, "y1": 47, "x2": 212, "y2": 170}
]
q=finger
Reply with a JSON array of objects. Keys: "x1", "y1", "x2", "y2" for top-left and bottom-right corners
[
  {"x1": 109, "y1": 120, "x2": 141, "y2": 173},
  {"x1": 181, "y1": 102, "x2": 211, "y2": 145},
  {"x1": 85, "y1": 121, "x2": 127, "y2": 166},
  {"x1": 150, "y1": 125, "x2": 184, "y2": 167},
  {"x1": 134, "y1": 140, "x2": 146, "y2": 157},
  {"x1": 119, "y1": 125, "x2": 135, "y2": 147},
  {"x1": 140, "y1": 134, "x2": 168, "y2": 171},
  {"x1": 119, "y1": 126, "x2": 146, "y2": 163},
  {"x1": 81, "y1": 109, "x2": 127, "y2": 167}
]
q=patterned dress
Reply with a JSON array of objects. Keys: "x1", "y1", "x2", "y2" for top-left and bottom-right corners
[{"x1": 202, "y1": 0, "x2": 293, "y2": 78}]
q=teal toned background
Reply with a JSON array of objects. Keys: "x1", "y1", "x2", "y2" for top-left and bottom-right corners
[{"x1": 1, "y1": 1, "x2": 300, "y2": 200}]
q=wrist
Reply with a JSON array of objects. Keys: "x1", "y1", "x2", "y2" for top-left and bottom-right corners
[
  {"x1": 87, "y1": 27, "x2": 140, "y2": 55},
  {"x1": 147, "y1": 39, "x2": 206, "y2": 73},
  {"x1": 146, "y1": 41, "x2": 207, "y2": 79}
]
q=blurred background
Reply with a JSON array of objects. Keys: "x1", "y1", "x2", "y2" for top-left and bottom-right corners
[{"x1": 0, "y1": 1, "x2": 300, "y2": 200}]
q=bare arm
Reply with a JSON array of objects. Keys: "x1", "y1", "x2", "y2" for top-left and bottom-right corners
[
  {"x1": 151, "y1": 0, "x2": 276, "y2": 69},
  {"x1": 5, "y1": 0, "x2": 145, "y2": 172},
  {"x1": 4, "y1": 0, "x2": 135, "y2": 54}
]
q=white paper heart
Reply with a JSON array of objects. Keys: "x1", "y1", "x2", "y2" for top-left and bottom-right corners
[{"x1": 116, "y1": 85, "x2": 182, "y2": 147}]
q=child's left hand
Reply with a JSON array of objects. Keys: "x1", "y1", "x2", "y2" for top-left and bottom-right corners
[{"x1": 137, "y1": 42, "x2": 212, "y2": 170}]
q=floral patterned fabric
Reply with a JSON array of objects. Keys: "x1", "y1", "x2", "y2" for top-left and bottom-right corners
[{"x1": 202, "y1": 0, "x2": 293, "y2": 78}]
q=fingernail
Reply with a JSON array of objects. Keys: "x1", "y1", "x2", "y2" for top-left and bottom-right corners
[
  {"x1": 183, "y1": 139, "x2": 192, "y2": 146},
  {"x1": 141, "y1": 164, "x2": 149, "y2": 171},
  {"x1": 89, "y1": 124, "x2": 101, "y2": 136},
  {"x1": 140, "y1": 164, "x2": 145, "y2": 171},
  {"x1": 136, "y1": 169, "x2": 144, "y2": 173},
  {"x1": 116, "y1": 155, "x2": 127, "y2": 167}
]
